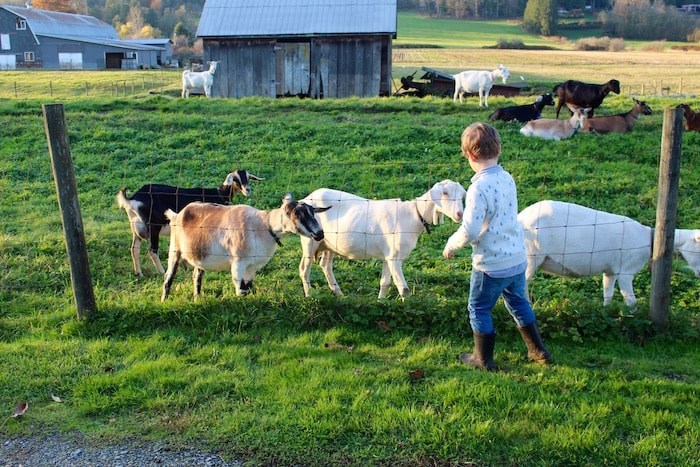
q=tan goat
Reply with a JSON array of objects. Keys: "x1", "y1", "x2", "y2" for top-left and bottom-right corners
[{"x1": 581, "y1": 98, "x2": 652, "y2": 134}]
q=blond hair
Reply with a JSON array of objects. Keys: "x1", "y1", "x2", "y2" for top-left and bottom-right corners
[{"x1": 461, "y1": 122, "x2": 501, "y2": 161}]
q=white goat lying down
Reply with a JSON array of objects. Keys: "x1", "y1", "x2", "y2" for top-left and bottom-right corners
[
  {"x1": 519, "y1": 107, "x2": 589, "y2": 141},
  {"x1": 299, "y1": 180, "x2": 467, "y2": 299},
  {"x1": 518, "y1": 200, "x2": 700, "y2": 307},
  {"x1": 161, "y1": 194, "x2": 330, "y2": 301}
]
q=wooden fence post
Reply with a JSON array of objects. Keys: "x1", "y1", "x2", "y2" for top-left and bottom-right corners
[
  {"x1": 650, "y1": 107, "x2": 683, "y2": 330},
  {"x1": 42, "y1": 103, "x2": 97, "y2": 320}
]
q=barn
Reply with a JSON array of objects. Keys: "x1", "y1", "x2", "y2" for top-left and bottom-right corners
[
  {"x1": 196, "y1": 0, "x2": 397, "y2": 98},
  {"x1": 0, "y1": 5, "x2": 169, "y2": 70}
]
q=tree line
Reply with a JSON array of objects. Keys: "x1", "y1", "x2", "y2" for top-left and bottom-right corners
[{"x1": 8, "y1": 0, "x2": 700, "y2": 49}]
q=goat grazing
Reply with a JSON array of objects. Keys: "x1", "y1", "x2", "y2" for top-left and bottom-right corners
[
  {"x1": 677, "y1": 103, "x2": 700, "y2": 132},
  {"x1": 553, "y1": 79, "x2": 620, "y2": 118},
  {"x1": 518, "y1": 200, "x2": 700, "y2": 307},
  {"x1": 116, "y1": 169, "x2": 263, "y2": 276},
  {"x1": 488, "y1": 93, "x2": 555, "y2": 123},
  {"x1": 298, "y1": 180, "x2": 467, "y2": 299},
  {"x1": 581, "y1": 98, "x2": 652, "y2": 134},
  {"x1": 182, "y1": 60, "x2": 220, "y2": 98},
  {"x1": 161, "y1": 195, "x2": 330, "y2": 300},
  {"x1": 519, "y1": 107, "x2": 589, "y2": 141},
  {"x1": 453, "y1": 65, "x2": 510, "y2": 107}
]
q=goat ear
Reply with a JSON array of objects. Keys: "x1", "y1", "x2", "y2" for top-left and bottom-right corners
[
  {"x1": 283, "y1": 192, "x2": 294, "y2": 205},
  {"x1": 224, "y1": 173, "x2": 236, "y2": 186},
  {"x1": 429, "y1": 183, "x2": 444, "y2": 208}
]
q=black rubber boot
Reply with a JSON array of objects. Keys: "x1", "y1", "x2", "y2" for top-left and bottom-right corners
[
  {"x1": 459, "y1": 332, "x2": 496, "y2": 371},
  {"x1": 518, "y1": 323, "x2": 553, "y2": 364}
]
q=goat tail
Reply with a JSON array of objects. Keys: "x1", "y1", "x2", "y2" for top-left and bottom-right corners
[
  {"x1": 164, "y1": 208, "x2": 178, "y2": 223},
  {"x1": 116, "y1": 188, "x2": 132, "y2": 211}
]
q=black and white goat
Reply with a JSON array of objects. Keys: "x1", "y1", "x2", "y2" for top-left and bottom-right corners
[
  {"x1": 116, "y1": 169, "x2": 263, "y2": 276},
  {"x1": 488, "y1": 93, "x2": 555, "y2": 123}
]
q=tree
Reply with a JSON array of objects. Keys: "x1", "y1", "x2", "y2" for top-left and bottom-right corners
[
  {"x1": 32, "y1": 0, "x2": 76, "y2": 13},
  {"x1": 522, "y1": 0, "x2": 558, "y2": 36}
]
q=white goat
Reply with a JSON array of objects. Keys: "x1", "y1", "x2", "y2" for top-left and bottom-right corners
[
  {"x1": 518, "y1": 200, "x2": 700, "y2": 307},
  {"x1": 181, "y1": 60, "x2": 220, "y2": 98},
  {"x1": 299, "y1": 180, "x2": 467, "y2": 299},
  {"x1": 519, "y1": 107, "x2": 589, "y2": 141},
  {"x1": 161, "y1": 195, "x2": 330, "y2": 301},
  {"x1": 453, "y1": 65, "x2": 510, "y2": 107}
]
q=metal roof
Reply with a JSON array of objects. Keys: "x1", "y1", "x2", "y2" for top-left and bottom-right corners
[
  {"x1": 2, "y1": 5, "x2": 118, "y2": 39},
  {"x1": 196, "y1": 0, "x2": 397, "y2": 38},
  {"x1": 40, "y1": 34, "x2": 164, "y2": 51}
]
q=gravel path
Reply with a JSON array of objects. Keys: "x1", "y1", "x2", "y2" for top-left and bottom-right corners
[{"x1": 0, "y1": 434, "x2": 241, "y2": 466}]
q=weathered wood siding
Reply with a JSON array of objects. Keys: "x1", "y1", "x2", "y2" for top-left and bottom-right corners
[{"x1": 204, "y1": 35, "x2": 392, "y2": 99}]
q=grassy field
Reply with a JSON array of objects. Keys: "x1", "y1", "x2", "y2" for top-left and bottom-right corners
[
  {"x1": 1, "y1": 16, "x2": 700, "y2": 466},
  {"x1": 1, "y1": 90, "x2": 700, "y2": 465},
  {"x1": 393, "y1": 11, "x2": 700, "y2": 97}
]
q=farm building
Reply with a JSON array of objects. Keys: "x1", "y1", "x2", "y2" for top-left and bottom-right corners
[
  {"x1": 0, "y1": 5, "x2": 171, "y2": 70},
  {"x1": 196, "y1": 0, "x2": 397, "y2": 98}
]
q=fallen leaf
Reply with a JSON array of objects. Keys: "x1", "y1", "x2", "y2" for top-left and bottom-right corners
[
  {"x1": 408, "y1": 369, "x2": 425, "y2": 380},
  {"x1": 12, "y1": 401, "x2": 28, "y2": 417},
  {"x1": 51, "y1": 395, "x2": 63, "y2": 403},
  {"x1": 377, "y1": 321, "x2": 393, "y2": 332}
]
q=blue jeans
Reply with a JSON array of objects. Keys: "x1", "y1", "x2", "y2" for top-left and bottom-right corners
[{"x1": 467, "y1": 270, "x2": 536, "y2": 334}]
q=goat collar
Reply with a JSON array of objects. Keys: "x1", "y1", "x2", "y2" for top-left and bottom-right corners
[
  {"x1": 416, "y1": 205, "x2": 431, "y2": 234},
  {"x1": 268, "y1": 228, "x2": 283, "y2": 246}
]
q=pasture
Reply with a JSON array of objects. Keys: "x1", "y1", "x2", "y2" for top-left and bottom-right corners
[
  {"x1": 2, "y1": 90, "x2": 700, "y2": 465},
  {"x1": 2, "y1": 16, "x2": 700, "y2": 465}
]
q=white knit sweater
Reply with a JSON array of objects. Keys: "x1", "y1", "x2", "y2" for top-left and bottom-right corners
[{"x1": 443, "y1": 165, "x2": 527, "y2": 273}]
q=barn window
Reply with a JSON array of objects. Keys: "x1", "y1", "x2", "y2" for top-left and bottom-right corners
[
  {"x1": 1, "y1": 34, "x2": 10, "y2": 50},
  {"x1": 16, "y1": 19, "x2": 26, "y2": 30},
  {"x1": 24, "y1": 51, "x2": 34, "y2": 62}
]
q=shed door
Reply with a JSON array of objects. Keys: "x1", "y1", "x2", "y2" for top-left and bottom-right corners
[
  {"x1": 0, "y1": 54, "x2": 16, "y2": 70},
  {"x1": 59, "y1": 53, "x2": 82, "y2": 70},
  {"x1": 276, "y1": 42, "x2": 310, "y2": 97}
]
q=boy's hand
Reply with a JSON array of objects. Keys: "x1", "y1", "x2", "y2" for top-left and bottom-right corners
[{"x1": 442, "y1": 248, "x2": 454, "y2": 259}]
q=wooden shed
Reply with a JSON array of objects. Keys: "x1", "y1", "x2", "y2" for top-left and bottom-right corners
[{"x1": 196, "y1": 0, "x2": 397, "y2": 98}]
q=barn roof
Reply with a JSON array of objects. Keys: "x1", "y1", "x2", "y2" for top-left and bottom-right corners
[
  {"x1": 2, "y1": 5, "x2": 118, "y2": 39},
  {"x1": 196, "y1": 0, "x2": 397, "y2": 38}
]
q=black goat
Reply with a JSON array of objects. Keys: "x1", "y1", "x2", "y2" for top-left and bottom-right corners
[
  {"x1": 488, "y1": 93, "x2": 555, "y2": 123},
  {"x1": 553, "y1": 79, "x2": 620, "y2": 118},
  {"x1": 116, "y1": 169, "x2": 263, "y2": 276}
]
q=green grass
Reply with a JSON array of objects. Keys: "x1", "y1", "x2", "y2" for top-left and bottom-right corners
[
  {"x1": 1, "y1": 92, "x2": 700, "y2": 465},
  {"x1": 396, "y1": 12, "x2": 556, "y2": 48},
  {"x1": 395, "y1": 11, "x2": 692, "y2": 50}
]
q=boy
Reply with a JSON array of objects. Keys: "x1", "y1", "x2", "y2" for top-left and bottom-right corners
[{"x1": 443, "y1": 122, "x2": 552, "y2": 370}]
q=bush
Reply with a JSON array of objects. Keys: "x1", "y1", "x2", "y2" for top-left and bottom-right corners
[
  {"x1": 496, "y1": 37, "x2": 526, "y2": 49},
  {"x1": 574, "y1": 36, "x2": 625, "y2": 51},
  {"x1": 688, "y1": 28, "x2": 700, "y2": 42}
]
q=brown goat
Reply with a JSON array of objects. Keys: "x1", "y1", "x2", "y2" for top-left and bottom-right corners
[
  {"x1": 677, "y1": 104, "x2": 700, "y2": 132},
  {"x1": 554, "y1": 79, "x2": 620, "y2": 118},
  {"x1": 581, "y1": 98, "x2": 652, "y2": 134}
]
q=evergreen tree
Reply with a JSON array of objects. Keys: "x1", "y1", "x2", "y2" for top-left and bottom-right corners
[{"x1": 522, "y1": 0, "x2": 558, "y2": 36}]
